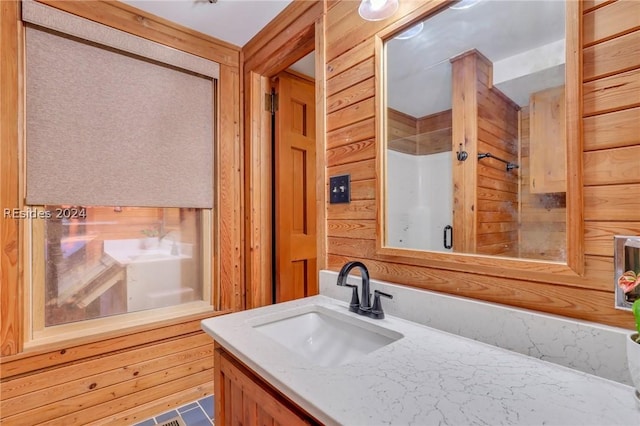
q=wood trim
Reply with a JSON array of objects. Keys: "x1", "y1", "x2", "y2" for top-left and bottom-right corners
[
  {"x1": 242, "y1": 0, "x2": 318, "y2": 65},
  {"x1": 565, "y1": 0, "x2": 585, "y2": 275},
  {"x1": 35, "y1": 0, "x2": 240, "y2": 66},
  {"x1": 219, "y1": 63, "x2": 244, "y2": 312},
  {"x1": 243, "y1": 1, "x2": 322, "y2": 76},
  {"x1": 1, "y1": 0, "x2": 22, "y2": 356},
  {"x1": 372, "y1": 0, "x2": 585, "y2": 280},
  {"x1": 244, "y1": 71, "x2": 272, "y2": 309},
  {"x1": 242, "y1": 1, "x2": 324, "y2": 309},
  {"x1": 316, "y1": 11, "x2": 328, "y2": 272}
]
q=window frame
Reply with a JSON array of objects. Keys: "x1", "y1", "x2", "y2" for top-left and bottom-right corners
[{"x1": 25, "y1": 207, "x2": 216, "y2": 348}]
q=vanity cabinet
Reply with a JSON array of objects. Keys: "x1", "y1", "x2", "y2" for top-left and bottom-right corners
[
  {"x1": 214, "y1": 344, "x2": 319, "y2": 426},
  {"x1": 529, "y1": 85, "x2": 566, "y2": 193}
]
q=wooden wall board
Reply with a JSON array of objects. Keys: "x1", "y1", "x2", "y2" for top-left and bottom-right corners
[
  {"x1": 0, "y1": 0, "x2": 22, "y2": 357},
  {"x1": 584, "y1": 145, "x2": 640, "y2": 186},
  {"x1": 321, "y1": 0, "x2": 638, "y2": 328},
  {"x1": 583, "y1": 107, "x2": 640, "y2": 151},
  {"x1": 327, "y1": 97, "x2": 375, "y2": 131},
  {"x1": 585, "y1": 221, "x2": 640, "y2": 257},
  {"x1": 583, "y1": 29, "x2": 640, "y2": 81},
  {"x1": 327, "y1": 254, "x2": 622, "y2": 324},
  {"x1": 583, "y1": 68, "x2": 640, "y2": 116},
  {"x1": 326, "y1": 139, "x2": 376, "y2": 167},
  {"x1": 584, "y1": 184, "x2": 640, "y2": 221},
  {"x1": 327, "y1": 77, "x2": 375, "y2": 114},
  {"x1": 583, "y1": 0, "x2": 640, "y2": 47},
  {"x1": 327, "y1": 158, "x2": 376, "y2": 182},
  {"x1": 327, "y1": 117, "x2": 376, "y2": 150},
  {"x1": 327, "y1": 219, "x2": 377, "y2": 240}
]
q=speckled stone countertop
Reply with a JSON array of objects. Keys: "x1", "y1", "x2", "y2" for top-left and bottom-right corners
[{"x1": 202, "y1": 295, "x2": 640, "y2": 426}]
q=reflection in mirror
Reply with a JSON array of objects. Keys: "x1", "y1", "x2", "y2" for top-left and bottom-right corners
[{"x1": 384, "y1": 0, "x2": 567, "y2": 261}]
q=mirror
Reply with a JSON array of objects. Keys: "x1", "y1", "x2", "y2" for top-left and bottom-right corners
[{"x1": 383, "y1": 0, "x2": 570, "y2": 262}]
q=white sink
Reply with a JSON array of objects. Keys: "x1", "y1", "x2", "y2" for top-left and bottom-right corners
[{"x1": 253, "y1": 306, "x2": 403, "y2": 367}]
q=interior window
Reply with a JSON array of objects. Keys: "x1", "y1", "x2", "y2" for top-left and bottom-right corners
[{"x1": 41, "y1": 206, "x2": 205, "y2": 327}]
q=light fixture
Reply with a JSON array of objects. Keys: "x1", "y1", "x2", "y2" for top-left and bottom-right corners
[
  {"x1": 449, "y1": 0, "x2": 481, "y2": 10},
  {"x1": 358, "y1": 0, "x2": 399, "y2": 21},
  {"x1": 395, "y1": 22, "x2": 424, "y2": 40}
]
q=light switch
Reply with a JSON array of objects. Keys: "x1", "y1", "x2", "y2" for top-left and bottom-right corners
[{"x1": 329, "y1": 174, "x2": 350, "y2": 204}]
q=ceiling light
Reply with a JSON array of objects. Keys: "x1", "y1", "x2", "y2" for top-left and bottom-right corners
[
  {"x1": 449, "y1": 0, "x2": 481, "y2": 10},
  {"x1": 358, "y1": 0, "x2": 399, "y2": 21},
  {"x1": 395, "y1": 22, "x2": 424, "y2": 40}
]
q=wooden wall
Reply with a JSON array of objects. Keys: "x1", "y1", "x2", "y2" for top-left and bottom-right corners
[
  {"x1": 387, "y1": 108, "x2": 452, "y2": 155},
  {"x1": 476, "y1": 82, "x2": 520, "y2": 256},
  {"x1": 519, "y1": 106, "x2": 568, "y2": 260},
  {"x1": 325, "y1": 0, "x2": 639, "y2": 329},
  {"x1": 0, "y1": 0, "x2": 242, "y2": 422}
]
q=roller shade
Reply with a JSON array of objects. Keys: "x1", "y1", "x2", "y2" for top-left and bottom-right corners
[{"x1": 24, "y1": 3, "x2": 216, "y2": 208}]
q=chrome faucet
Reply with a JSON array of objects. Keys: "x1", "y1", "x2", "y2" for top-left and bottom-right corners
[{"x1": 336, "y1": 261, "x2": 392, "y2": 319}]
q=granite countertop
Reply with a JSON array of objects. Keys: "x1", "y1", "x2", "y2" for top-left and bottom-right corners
[{"x1": 201, "y1": 295, "x2": 640, "y2": 426}]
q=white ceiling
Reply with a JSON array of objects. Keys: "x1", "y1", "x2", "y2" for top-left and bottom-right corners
[
  {"x1": 122, "y1": 0, "x2": 293, "y2": 47},
  {"x1": 387, "y1": 0, "x2": 566, "y2": 118}
]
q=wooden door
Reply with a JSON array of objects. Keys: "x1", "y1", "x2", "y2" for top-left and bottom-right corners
[{"x1": 274, "y1": 71, "x2": 317, "y2": 302}]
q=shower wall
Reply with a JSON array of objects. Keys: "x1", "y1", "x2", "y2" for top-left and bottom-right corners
[{"x1": 387, "y1": 149, "x2": 453, "y2": 251}]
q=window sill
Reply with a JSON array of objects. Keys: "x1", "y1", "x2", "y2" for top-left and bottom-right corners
[{"x1": 24, "y1": 301, "x2": 216, "y2": 352}]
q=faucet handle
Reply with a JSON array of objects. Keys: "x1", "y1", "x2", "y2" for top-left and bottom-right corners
[
  {"x1": 344, "y1": 284, "x2": 360, "y2": 313},
  {"x1": 370, "y1": 290, "x2": 393, "y2": 319}
]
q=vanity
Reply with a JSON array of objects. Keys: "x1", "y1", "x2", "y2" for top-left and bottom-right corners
[{"x1": 202, "y1": 287, "x2": 640, "y2": 425}]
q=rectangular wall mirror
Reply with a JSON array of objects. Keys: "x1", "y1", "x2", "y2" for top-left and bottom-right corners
[{"x1": 380, "y1": 0, "x2": 578, "y2": 266}]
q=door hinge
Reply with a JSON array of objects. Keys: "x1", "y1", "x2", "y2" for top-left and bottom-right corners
[{"x1": 265, "y1": 92, "x2": 278, "y2": 114}]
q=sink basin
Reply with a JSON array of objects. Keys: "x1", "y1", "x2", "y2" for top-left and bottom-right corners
[{"x1": 253, "y1": 307, "x2": 403, "y2": 367}]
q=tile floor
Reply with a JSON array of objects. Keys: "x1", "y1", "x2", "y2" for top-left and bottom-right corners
[{"x1": 134, "y1": 396, "x2": 214, "y2": 426}]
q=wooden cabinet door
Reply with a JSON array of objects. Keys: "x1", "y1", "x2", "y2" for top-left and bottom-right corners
[
  {"x1": 214, "y1": 348, "x2": 314, "y2": 426},
  {"x1": 529, "y1": 86, "x2": 566, "y2": 193}
]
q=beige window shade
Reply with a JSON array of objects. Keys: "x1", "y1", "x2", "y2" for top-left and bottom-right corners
[{"x1": 25, "y1": 25, "x2": 215, "y2": 208}]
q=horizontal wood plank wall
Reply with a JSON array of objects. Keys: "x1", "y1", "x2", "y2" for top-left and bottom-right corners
[
  {"x1": 324, "y1": 0, "x2": 638, "y2": 328},
  {"x1": 583, "y1": 0, "x2": 640, "y2": 306},
  {"x1": 1, "y1": 0, "x2": 241, "y2": 422},
  {"x1": 474, "y1": 54, "x2": 519, "y2": 257}
]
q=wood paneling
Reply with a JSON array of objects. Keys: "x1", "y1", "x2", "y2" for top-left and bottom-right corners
[
  {"x1": 327, "y1": 97, "x2": 375, "y2": 131},
  {"x1": 1, "y1": 0, "x2": 241, "y2": 421},
  {"x1": 327, "y1": 117, "x2": 375, "y2": 150},
  {"x1": 1, "y1": 325, "x2": 215, "y2": 423},
  {"x1": 323, "y1": 0, "x2": 638, "y2": 328},
  {"x1": 583, "y1": 29, "x2": 640, "y2": 81},
  {"x1": 1, "y1": 0, "x2": 21, "y2": 357},
  {"x1": 583, "y1": 68, "x2": 640, "y2": 116},
  {"x1": 583, "y1": 0, "x2": 640, "y2": 46},
  {"x1": 583, "y1": 107, "x2": 640, "y2": 151},
  {"x1": 242, "y1": 1, "x2": 324, "y2": 309},
  {"x1": 584, "y1": 184, "x2": 640, "y2": 221},
  {"x1": 584, "y1": 145, "x2": 640, "y2": 185},
  {"x1": 327, "y1": 77, "x2": 375, "y2": 114}
]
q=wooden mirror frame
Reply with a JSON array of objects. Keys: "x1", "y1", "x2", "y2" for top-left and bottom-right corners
[{"x1": 375, "y1": 0, "x2": 583, "y2": 285}]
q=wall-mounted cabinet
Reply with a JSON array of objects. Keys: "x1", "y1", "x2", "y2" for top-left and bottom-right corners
[{"x1": 529, "y1": 86, "x2": 566, "y2": 193}]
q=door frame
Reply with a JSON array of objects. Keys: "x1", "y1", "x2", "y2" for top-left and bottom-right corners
[{"x1": 242, "y1": 1, "x2": 326, "y2": 309}]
